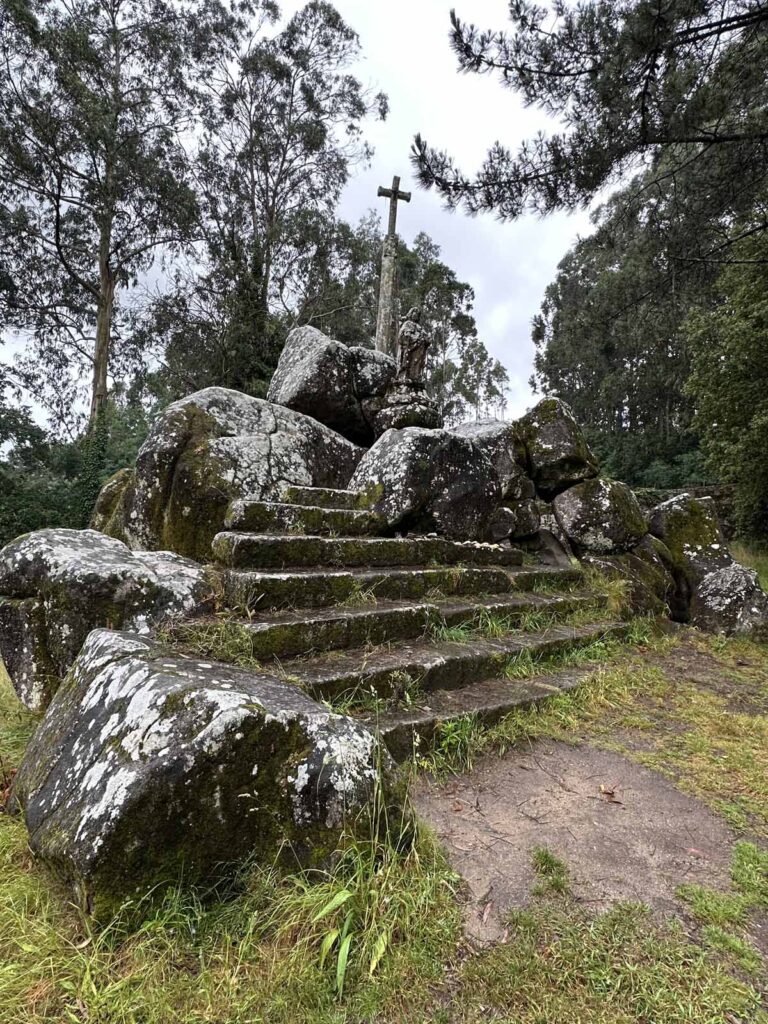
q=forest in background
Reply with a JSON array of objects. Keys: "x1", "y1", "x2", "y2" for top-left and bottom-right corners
[
  {"x1": 2, "y1": 0, "x2": 768, "y2": 545},
  {"x1": 0, "y1": 0, "x2": 509, "y2": 546},
  {"x1": 414, "y1": 0, "x2": 768, "y2": 540}
]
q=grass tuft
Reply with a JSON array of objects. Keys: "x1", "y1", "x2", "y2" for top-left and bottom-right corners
[
  {"x1": 531, "y1": 846, "x2": 571, "y2": 896},
  {"x1": 157, "y1": 618, "x2": 264, "y2": 672}
]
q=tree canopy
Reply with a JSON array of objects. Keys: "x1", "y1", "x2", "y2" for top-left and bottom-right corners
[
  {"x1": 131, "y1": 0, "x2": 387, "y2": 403},
  {"x1": 686, "y1": 225, "x2": 768, "y2": 535},
  {"x1": 0, "y1": 0, "x2": 253, "y2": 430},
  {"x1": 413, "y1": 1, "x2": 768, "y2": 267}
]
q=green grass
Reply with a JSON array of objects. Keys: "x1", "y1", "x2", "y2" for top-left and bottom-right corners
[
  {"x1": 676, "y1": 842, "x2": 768, "y2": 982},
  {"x1": 156, "y1": 618, "x2": 265, "y2": 672},
  {"x1": 732, "y1": 539, "x2": 768, "y2": 590},
  {"x1": 418, "y1": 618, "x2": 666, "y2": 777},
  {"x1": 461, "y1": 900, "x2": 763, "y2": 1024},
  {"x1": 0, "y1": 663, "x2": 37, "y2": 798},
  {"x1": 329, "y1": 669, "x2": 426, "y2": 716},
  {"x1": 3, "y1": 625, "x2": 768, "y2": 1022},
  {"x1": 531, "y1": 846, "x2": 571, "y2": 896},
  {"x1": 427, "y1": 600, "x2": 614, "y2": 647}
]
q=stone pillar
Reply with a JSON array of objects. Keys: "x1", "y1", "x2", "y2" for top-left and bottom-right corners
[{"x1": 375, "y1": 235, "x2": 398, "y2": 358}]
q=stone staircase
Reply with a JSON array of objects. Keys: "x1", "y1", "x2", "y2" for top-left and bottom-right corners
[{"x1": 178, "y1": 485, "x2": 632, "y2": 761}]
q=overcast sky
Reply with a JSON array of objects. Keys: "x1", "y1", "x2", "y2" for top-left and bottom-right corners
[{"x1": 320, "y1": 0, "x2": 594, "y2": 418}]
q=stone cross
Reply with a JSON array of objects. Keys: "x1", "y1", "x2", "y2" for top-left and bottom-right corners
[{"x1": 375, "y1": 175, "x2": 411, "y2": 357}]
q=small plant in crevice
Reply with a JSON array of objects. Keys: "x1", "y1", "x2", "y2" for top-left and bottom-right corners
[
  {"x1": 327, "y1": 671, "x2": 425, "y2": 717},
  {"x1": 418, "y1": 715, "x2": 482, "y2": 776},
  {"x1": 340, "y1": 582, "x2": 379, "y2": 608},
  {"x1": 156, "y1": 618, "x2": 264, "y2": 672}
]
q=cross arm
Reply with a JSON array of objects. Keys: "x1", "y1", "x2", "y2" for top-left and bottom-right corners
[{"x1": 377, "y1": 185, "x2": 412, "y2": 202}]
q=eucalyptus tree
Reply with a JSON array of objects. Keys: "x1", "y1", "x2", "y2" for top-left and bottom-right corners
[
  {"x1": 141, "y1": 0, "x2": 388, "y2": 398},
  {"x1": 686, "y1": 223, "x2": 768, "y2": 535},
  {"x1": 0, "y1": 0, "x2": 250, "y2": 429}
]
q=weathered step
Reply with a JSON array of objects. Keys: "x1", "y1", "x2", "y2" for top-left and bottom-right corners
[
  {"x1": 280, "y1": 485, "x2": 371, "y2": 510},
  {"x1": 225, "y1": 499, "x2": 386, "y2": 537},
  {"x1": 212, "y1": 533, "x2": 524, "y2": 571},
  {"x1": 222, "y1": 564, "x2": 584, "y2": 614},
  {"x1": 281, "y1": 621, "x2": 628, "y2": 701},
  {"x1": 179, "y1": 591, "x2": 604, "y2": 662},
  {"x1": 365, "y1": 668, "x2": 593, "y2": 761}
]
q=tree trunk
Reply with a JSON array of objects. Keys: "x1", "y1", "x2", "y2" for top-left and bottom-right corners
[{"x1": 89, "y1": 268, "x2": 115, "y2": 429}]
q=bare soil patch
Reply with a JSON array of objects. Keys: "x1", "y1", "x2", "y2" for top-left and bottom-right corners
[{"x1": 414, "y1": 739, "x2": 737, "y2": 943}]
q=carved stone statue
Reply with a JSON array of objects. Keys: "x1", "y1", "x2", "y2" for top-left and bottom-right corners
[{"x1": 396, "y1": 307, "x2": 430, "y2": 384}]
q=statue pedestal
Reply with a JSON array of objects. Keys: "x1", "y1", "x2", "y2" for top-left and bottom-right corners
[{"x1": 365, "y1": 379, "x2": 442, "y2": 436}]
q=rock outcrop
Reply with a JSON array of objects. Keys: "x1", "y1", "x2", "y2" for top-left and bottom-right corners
[
  {"x1": 514, "y1": 398, "x2": 599, "y2": 500},
  {"x1": 690, "y1": 564, "x2": 768, "y2": 637},
  {"x1": 485, "y1": 501, "x2": 541, "y2": 543},
  {"x1": 349, "y1": 427, "x2": 500, "y2": 540},
  {"x1": 10, "y1": 630, "x2": 391, "y2": 916},
  {"x1": 581, "y1": 535, "x2": 677, "y2": 617},
  {"x1": 552, "y1": 478, "x2": 648, "y2": 555},
  {"x1": 266, "y1": 326, "x2": 396, "y2": 445},
  {"x1": 94, "y1": 387, "x2": 363, "y2": 561},
  {"x1": 0, "y1": 529, "x2": 212, "y2": 711},
  {"x1": 648, "y1": 493, "x2": 733, "y2": 586},
  {"x1": 645, "y1": 492, "x2": 768, "y2": 634},
  {"x1": 452, "y1": 419, "x2": 532, "y2": 501},
  {"x1": 451, "y1": 419, "x2": 540, "y2": 542}
]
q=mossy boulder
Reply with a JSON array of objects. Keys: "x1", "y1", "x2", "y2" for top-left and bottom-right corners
[
  {"x1": 690, "y1": 564, "x2": 768, "y2": 637},
  {"x1": 451, "y1": 419, "x2": 534, "y2": 502},
  {"x1": 0, "y1": 529, "x2": 213, "y2": 710},
  {"x1": 95, "y1": 387, "x2": 363, "y2": 561},
  {"x1": 486, "y1": 500, "x2": 541, "y2": 542},
  {"x1": 645, "y1": 494, "x2": 768, "y2": 631},
  {"x1": 648, "y1": 493, "x2": 732, "y2": 587},
  {"x1": 349, "y1": 427, "x2": 501, "y2": 540},
  {"x1": 552, "y1": 478, "x2": 648, "y2": 555},
  {"x1": 90, "y1": 467, "x2": 134, "y2": 542},
  {"x1": 10, "y1": 629, "x2": 394, "y2": 917},
  {"x1": 582, "y1": 535, "x2": 677, "y2": 616},
  {"x1": 513, "y1": 397, "x2": 599, "y2": 500},
  {"x1": 267, "y1": 326, "x2": 396, "y2": 445}
]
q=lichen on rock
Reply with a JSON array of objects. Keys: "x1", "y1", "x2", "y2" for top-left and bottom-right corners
[
  {"x1": 451, "y1": 419, "x2": 534, "y2": 502},
  {"x1": 94, "y1": 387, "x2": 363, "y2": 560},
  {"x1": 349, "y1": 426, "x2": 501, "y2": 540},
  {"x1": 648, "y1": 493, "x2": 733, "y2": 586},
  {"x1": 0, "y1": 528, "x2": 213, "y2": 710},
  {"x1": 10, "y1": 629, "x2": 394, "y2": 917},
  {"x1": 690, "y1": 564, "x2": 768, "y2": 637},
  {"x1": 553, "y1": 478, "x2": 648, "y2": 555},
  {"x1": 513, "y1": 397, "x2": 599, "y2": 500},
  {"x1": 267, "y1": 326, "x2": 396, "y2": 444}
]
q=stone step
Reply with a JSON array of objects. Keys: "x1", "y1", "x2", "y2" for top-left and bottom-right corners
[
  {"x1": 281, "y1": 620, "x2": 628, "y2": 701},
  {"x1": 188, "y1": 591, "x2": 604, "y2": 662},
  {"x1": 225, "y1": 499, "x2": 386, "y2": 537},
  {"x1": 280, "y1": 485, "x2": 370, "y2": 510},
  {"x1": 212, "y1": 533, "x2": 525, "y2": 571},
  {"x1": 222, "y1": 564, "x2": 583, "y2": 614},
  {"x1": 364, "y1": 668, "x2": 594, "y2": 761}
]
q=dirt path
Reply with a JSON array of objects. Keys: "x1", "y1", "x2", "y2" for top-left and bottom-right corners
[{"x1": 414, "y1": 739, "x2": 736, "y2": 943}]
